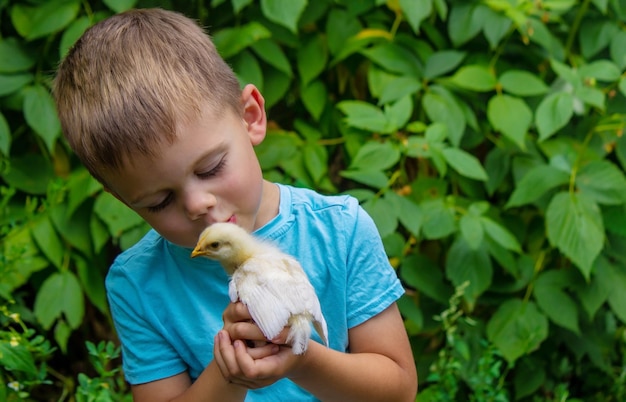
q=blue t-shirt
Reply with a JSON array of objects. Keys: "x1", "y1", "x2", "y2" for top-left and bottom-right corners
[{"x1": 106, "y1": 184, "x2": 405, "y2": 401}]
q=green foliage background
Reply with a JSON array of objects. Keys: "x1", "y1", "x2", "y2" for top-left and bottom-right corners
[{"x1": 1, "y1": 0, "x2": 626, "y2": 400}]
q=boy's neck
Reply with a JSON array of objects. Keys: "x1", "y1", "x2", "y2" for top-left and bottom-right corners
[{"x1": 254, "y1": 180, "x2": 280, "y2": 230}]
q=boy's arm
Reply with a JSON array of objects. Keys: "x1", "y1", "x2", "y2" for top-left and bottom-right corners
[
  {"x1": 130, "y1": 341, "x2": 278, "y2": 402},
  {"x1": 130, "y1": 363, "x2": 245, "y2": 402},
  {"x1": 291, "y1": 303, "x2": 417, "y2": 401}
]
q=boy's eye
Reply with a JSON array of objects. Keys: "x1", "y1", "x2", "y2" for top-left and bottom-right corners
[
  {"x1": 197, "y1": 158, "x2": 226, "y2": 179},
  {"x1": 147, "y1": 193, "x2": 173, "y2": 213}
]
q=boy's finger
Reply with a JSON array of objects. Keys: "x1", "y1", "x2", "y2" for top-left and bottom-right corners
[
  {"x1": 222, "y1": 302, "x2": 252, "y2": 323},
  {"x1": 246, "y1": 342, "x2": 279, "y2": 360},
  {"x1": 227, "y1": 321, "x2": 265, "y2": 341},
  {"x1": 215, "y1": 331, "x2": 243, "y2": 378}
]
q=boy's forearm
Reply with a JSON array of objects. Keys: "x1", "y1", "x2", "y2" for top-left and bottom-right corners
[
  {"x1": 133, "y1": 360, "x2": 247, "y2": 402},
  {"x1": 289, "y1": 342, "x2": 417, "y2": 402},
  {"x1": 177, "y1": 361, "x2": 247, "y2": 402}
]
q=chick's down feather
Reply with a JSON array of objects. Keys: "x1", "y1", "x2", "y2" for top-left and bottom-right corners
[{"x1": 191, "y1": 223, "x2": 328, "y2": 354}]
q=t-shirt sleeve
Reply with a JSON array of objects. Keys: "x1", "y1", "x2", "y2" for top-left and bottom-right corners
[
  {"x1": 343, "y1": 199, "x2": 405, "y2": 329},
  {"x1": 106, "y1": 256, "x2": 187, "y2": 385}
]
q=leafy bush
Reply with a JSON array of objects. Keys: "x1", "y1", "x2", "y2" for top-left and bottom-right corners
[{"x1": 1, "y1": 0, "x2": 626, "y2": 400}]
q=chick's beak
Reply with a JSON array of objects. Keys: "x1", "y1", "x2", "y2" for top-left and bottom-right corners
[{"x1": 191, "y1": 246, "x2": 207, "y2": 258}]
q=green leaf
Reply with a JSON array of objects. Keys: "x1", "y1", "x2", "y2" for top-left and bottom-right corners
[
  {"x1": 499, "y1": 70, "x2": 549, "y2": 97},
  {"x1": 579, "y1": 60, "x2": 621, "y2": 82},
  {"x1": 385, "y1": 95, "x2": 413, "y2": 130},
  {"x1": 442, "y1": 148, "x2": 488, "y2": 181},
  {"x1": 400, "y1": 254, "x2": 451, "y2": 304},
  {"x1": 255, "y1": 130, "x2": 300, "y2": 169},
  {"x1": 232, "y1": 0, "x2": 254, "y2": 14},
  {"x1": 2, "y1": 226, "x2": 49, "y2": 292},
  {"x1": 487, "y1": 299, "x2": 548, "y2": 364},
  {"x1": 362, "y1": 196, "x2": 398, "y2": 238},
  {"x1": 31, "y1": 215, "x2": 64, "y2": 270},
  {"x1": 0, "y1": 343, "x2": 38, "y2": 376},
  {"x1": 260, "y1": 0, "x2": 307, "y2": 33},
  {"x1": 360, "y1": 43, "x2": 421, "y2": 76},
  {"x1": 34, "y1": 270, "x2": 84, "y2": 329},
  {"x1": 23, "y1": 85, "x2": 61, "y2": 153},
  {"x1": 423, "y1": 50, "x2": 466, "y2": 80},
  {"x1": 550, "y1": 59, "x2": 578, "y2": 85},
  {"x1": 251, "y1": 39, "x2": 293, "y2": 76},
  {"x1": 349, "y1": 141, "x2": 400, "y2": 171},
  {"x1": 54, "y1": 320, "x2": 72, "y2": 354},
  {"x1": 379, "y1": 76, "x2": 421, "y2": 105},
  {"x1": 420, "y1": 198, "x2": 456, "y2": 239},
  {"x1": 303, "y1": 142, "x2": 327, "y2": 184},
  {"x1": 506, "y1": 164, "x2": 570, "y2": 208},
  {"x1": 301, "y1": 80, "x2": 327, "y2": 121},
  {"x1": 482, "y1": 6, "x2": 512, "y2": 49},
  {"x1": 460, "y1": 214, "x2": 484, "y2": 249},
  {"x1": 2, "y1": 153, "x2": 55, "y2": 195},
  {"x1": 487, "y1": 94, "x2": 532, "y2": 149},
  {"x1": 576, "y1": 160, "x2": 626, "y2": 205},
  {"x1": 93, "y1": 192, "x2": 144, "y2": 237},
  {"x1": 399, "y1": 0, "x2": 432, "y2": 33},
  {"x1": 577, "y1": 256, "x2": 611, "y2": 319},
  {"x1": 0, "y1": 72, "x2": 33, "y2": 96},
  {"x1": 397, "y1": 295, "x2": 423, "y2": 332},
  {"x1": 0, "y1": 113, "x2": 10, "y2": 156},
  {"x1": 11, "y1": 0, "x2": 80, "y2": 40},
  {"x1": 448, "y1": 2, "x2": 485, "y2": 46},
  {"x1": 445, "y1": 238, "x2": 492, "y2": 307},
  {"x1": 575, "y1": 86, "x2": 605, "y2": 110},
  {"x1": 326, "y1": 9, "x2": 362, "y2": 56},
  {"x1": 233, "y1": 50, "x2": 263, "y2": 89},
  {"x1": 610, "y1": 31, "x2": 626, "y2": 70},
  {"x1": 605, "y1": 260, "x2": 626, "y2": 323},
  {"x1": 59, "y1": 16, "x2": 91, "y2": 59},
  {"x1": 340, "y1": 169, "x2": 389, "y2": 189},
  {"x1": 535, "y1": 92, "x2": 574, "y2": 141},
  {"x1": 75, "y1": 255, "x2": 108, "y2": 314},
  {"x1": 261, "y1": 68, "x2": 291, "y2": 109},
  {"x1": 0, "y1": 37, "x2": 35, "y2": 73},
  {"x1": 50, "y1": 203, "x2": 93, "y2": 257},
  {"x1": 213, "y1": 23, "x2": 272, "y2": 59},
  {"x1": 580, "y1": 19, "x2": 619, "y2": 59},
  {"x1": 514, "y1": 358, "x2": 546, "y2": 400},
  {"x1": 449, "y1": 65, "x2": 497, "y2": 92},
  {"x1": 546, "y1": 192, "x2": 604, "y2": 279},
  {"x1": 386, "y1": 191, "x2": 423, "y2": 237},
  {"x1": 297, "y1": 35, "x2": 327, "y2": 87},
  {"x1": 481, "y1": 217, "x2": 522, "y2": 252},
  {"x1": 103, "y1": 0, "x2": 137, "y2": 13},
  {"x1": 533, "y1": 270, "x2": 580, "y2": 334},
  {"x1": 337, "y1": 100, "x2": 392, "y2": 133},
  {"x1": 422, "y1": 87, "x2": 466, "y2": 146}
]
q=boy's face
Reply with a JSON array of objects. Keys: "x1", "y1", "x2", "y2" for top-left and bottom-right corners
[{"x1": 103, "y1": 86, "x2": 274, "y2": 248}]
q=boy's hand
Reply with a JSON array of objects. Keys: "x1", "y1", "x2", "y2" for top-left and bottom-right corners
[
  {"x1": 222, "y1": 302, "x2": 289, "y2": 346},
  {"x1": 213, "y1": 329, "x2": 305, "y2": 389},
  {"x1": 217, "y1": 302, "x2": 303, "y2": 388}
]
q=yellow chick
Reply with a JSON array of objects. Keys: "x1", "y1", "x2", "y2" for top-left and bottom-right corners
[{"x1": 191, "y1": 223, "x2": 328, "y2": 354}]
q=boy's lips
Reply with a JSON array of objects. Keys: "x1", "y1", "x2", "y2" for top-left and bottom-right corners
[{"x1": 227, "y1": 215, "x2": 237, "y2": 224}]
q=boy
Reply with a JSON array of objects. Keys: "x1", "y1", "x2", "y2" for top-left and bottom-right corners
[{"x1": 53, "y1": 8, "x2": 417, "y2": 402}]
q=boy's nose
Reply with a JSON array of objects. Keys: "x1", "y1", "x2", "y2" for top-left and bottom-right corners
[{"x1": 184, "y1": 190, "x2": 217, "y2": 220}]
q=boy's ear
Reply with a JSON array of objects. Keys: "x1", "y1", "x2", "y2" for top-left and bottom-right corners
[{"x1": 241, "y1": 84, "x2": 267, "y2": 145}]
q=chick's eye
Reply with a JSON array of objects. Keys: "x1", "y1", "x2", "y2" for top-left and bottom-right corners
[{"x1": 210, "y1": 241, "x2": 220, "y2": 249}]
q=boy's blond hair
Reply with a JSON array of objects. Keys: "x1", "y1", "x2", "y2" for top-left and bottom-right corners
[{"x1": 53, "y1": 8, "x2": 242, "y2": 184}]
